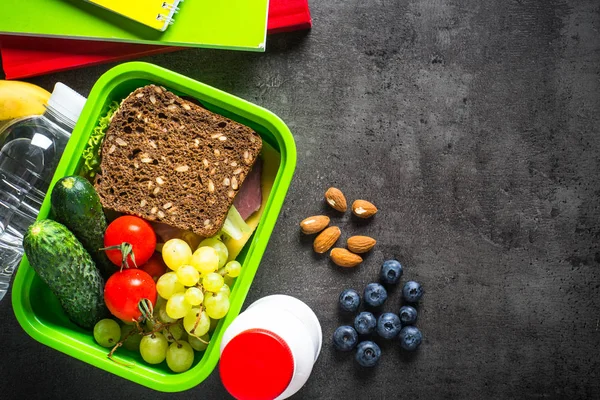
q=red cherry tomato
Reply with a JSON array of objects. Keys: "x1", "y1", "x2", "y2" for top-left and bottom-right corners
[
  {"x1": 104, "y1": 268, "x2": 157, "y2": 322},
  {"x1": 104, "y1": 215, "x2": 156, "y2": 268},
  {"x1": 140, "y1": 252, "x2": 168, "y2": 282}
]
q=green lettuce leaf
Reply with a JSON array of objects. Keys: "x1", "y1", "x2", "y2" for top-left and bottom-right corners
[{"x1": 80, "y1": 101, "x2": 120, "y2": 182}]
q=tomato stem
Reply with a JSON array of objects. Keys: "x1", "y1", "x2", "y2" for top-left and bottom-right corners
[
  {"x1": 100, "y1": 242, "x2": 137, "y2": 270},
  {"x1": 138, "y1": 298, "x2": 154, "y2": 321}
]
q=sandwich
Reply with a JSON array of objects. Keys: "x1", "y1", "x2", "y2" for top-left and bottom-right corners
[{"x1": 92, "y1": 84, "x2": 263, "y2": 239}]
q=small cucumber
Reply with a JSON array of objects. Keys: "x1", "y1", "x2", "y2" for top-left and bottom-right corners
[
  {"x1": 23, "y1": 219, "x2": 108, "y2": 330},
  {"x1": 51, "y1": 175, "x2": 114, "y2": 279}
]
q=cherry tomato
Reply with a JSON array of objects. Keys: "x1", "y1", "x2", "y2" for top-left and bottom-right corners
[
  {"x1": 140, "y1": 252, "x2": 168, "y2": 282},
  {"x1": 104, "y1": 268, "x2": 157, "y2": 322},
  {"x1": 104, "y1": 215, "x2": 156, "y2": 268}
]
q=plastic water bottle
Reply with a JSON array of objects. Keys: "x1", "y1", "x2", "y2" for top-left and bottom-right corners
[{"x1": 0, "y1": 83, "x2": 86, "y2": 302}]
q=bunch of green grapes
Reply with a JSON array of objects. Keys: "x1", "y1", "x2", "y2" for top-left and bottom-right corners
[
  {"x1": 94, "y1": 236, "x2": 242, "y2": 373},
  {"x1": 94, "y1": 312, "x2": 211, "y2": 374},
  {"x1": 151, "y1": 237, "x2": 241, "y2": 371}
]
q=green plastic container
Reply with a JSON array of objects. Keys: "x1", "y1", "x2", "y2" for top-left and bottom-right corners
[{"x1": 11, "y1": 62, "x2": 296, "y2": 392}]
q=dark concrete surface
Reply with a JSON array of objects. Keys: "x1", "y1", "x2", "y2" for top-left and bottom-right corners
[{"x1": 1, "y1": 0, "x2": 600, "y2": 399}]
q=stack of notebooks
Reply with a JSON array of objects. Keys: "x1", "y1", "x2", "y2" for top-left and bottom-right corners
[{"x1": 0, "y1": 0, "x2": 312, "y2": 79}]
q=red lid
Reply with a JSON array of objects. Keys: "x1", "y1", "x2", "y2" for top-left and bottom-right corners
[{"x1": 220, "y1": 328, "x2": 294, "y2": 400}]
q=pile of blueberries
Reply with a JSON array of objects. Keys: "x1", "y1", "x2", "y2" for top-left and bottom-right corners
[{"x1": 332, "y1": 260, "x2": 424, "y2": 367}]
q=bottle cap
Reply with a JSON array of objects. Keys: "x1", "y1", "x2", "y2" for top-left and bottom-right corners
[
  {"x1": 220, "y1": 328, "x2": 294, "y2": 400},
  {"x1": 47, "y1": 83, "x2": 86, "y2": 129}
]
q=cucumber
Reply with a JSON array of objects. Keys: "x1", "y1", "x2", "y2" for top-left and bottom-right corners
[
  {"x1": 51, "y1": 175, "x2": 114, "y2": 279},
  {"x1": 23, "y1": 219, "x2": 108, "y2": 330}
]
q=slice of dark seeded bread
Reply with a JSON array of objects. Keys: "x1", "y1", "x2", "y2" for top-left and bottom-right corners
[{"x1": 94, "y1": 84, "x2": 262, "y2": 237}]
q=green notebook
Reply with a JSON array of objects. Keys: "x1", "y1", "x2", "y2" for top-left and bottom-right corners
[{"x1": 0, "y1": 0, "x2": 268, "y2": 51}]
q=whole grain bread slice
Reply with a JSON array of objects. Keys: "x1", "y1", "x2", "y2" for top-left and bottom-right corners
[{"x1": 94, "y1": 84, "x2": 262, "y2": 237}]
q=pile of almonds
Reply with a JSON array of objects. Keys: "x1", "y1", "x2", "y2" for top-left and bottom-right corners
[{"x1": 300, "y1": 187, "x2": 377, "y2": 268}]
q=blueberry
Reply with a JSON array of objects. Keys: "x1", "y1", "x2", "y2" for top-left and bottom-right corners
[
  {"x1": 338, "y1": 289, "x2": 361, "y2": 313},
  {"x1": 402, "y1": 281, "x2": 423, "y2": 303},
  {"x1": 399, "y1": 326, "x2": 422, "y2": 351},
  {"x1": 376, "y1": 312, "x2": 402, "y2": 339},
  {"x1": 354, "y1": 312, "x2": 377, "y2": 335},
  {"x1": 355, "y1": 341, "x2": 381, "y2": 367},
  {"x1": 363, "y1": 283, "x2": 387, "y2": 308},
  {"x1": 332, "y1": 325, "x2": 358, "y2": 351},
  {"x1": 399, "y1": 305, "x2": 418, "y2": 326},
  {"x1": 380, "y1": 259, "x2": 403, "y2": 285}
]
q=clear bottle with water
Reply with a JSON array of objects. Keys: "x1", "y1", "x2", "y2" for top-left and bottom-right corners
[{"x1": 0, "y1": 83, "x2": 86, "y2": 302}]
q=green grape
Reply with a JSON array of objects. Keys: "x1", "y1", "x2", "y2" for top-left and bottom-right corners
[
  {"x1": 140, "y1": 333, "x2": 168, "y2": 364},
  {"x1": 166, "y1": 293, "x2": 191, "y2": 320},
  {"x1": 176, "y1": 264, "x2": 200, "y2": 286},
  {"x1": 209, "y1": 315, "x2": 219, "y2": 332},
  {"x1": 198, "y1": 237, "x2": 220, "y2": 248},
  {"x1": 120, "y1": 324, "x2": 142, "y2": 351},
  {"x1": 162, "y1": 239, "x2": 192, "y2": 271},
  {"x1": 166, "y1": 341, "x2": 195, "y2": 373},
  {"x1": 162, "y1": 239, "x2": 192, "y2": 270},
  {"x1": 204, "y1": 292, "x2": 230, "y2": 320},
  {"x1": 218, "y1": 283, "x2": 231, "y2": 297},
  {"x1": 185, "y1": 287, "x2": 204, "y2": 306},
  {"x1": 156, "y1": 272, "x2": 185, "y2": 299},
  {"x1": 180, "y1": 329, "x2": 189, "y2": 342},
  {"x1": 223, "y1": 275, "x2": 235, "y2": 287},
  {"x1": 183, "y1": 307, "x2": 211, "y2": 337},
  {"x1": 154, "y1": 295, "x2": 167, "y2": 311},
  {"x1": 199, "y1": 237, "x2": 229, "y2": 268},
  {"x1": 162, "y1": 323, "x2": 185, "y2": 343},
  {"x1": 190, "y1": 246, "x2": 219, "y2": 275},
  {"x1": 214, "y1": 248, "x2": 229, "y2": 269},
  {"x1": 145, "y1": 317, "x2": 159, "y2": 331},
  {"x1": 93, "y1": 319, "x2": 121, "y2": 348},
  {"x1": 202, "y1": 272, "x2": 224, "y2": 292},
  {"x1": 188, "y1": 333, "x2": 210, "y2": 352},
  {"x1": 159, "y1": 303, "x2": 178, "y2": 324},
  {"x1": 224, "y1": 260, "x2": 242, "y2": 278}
]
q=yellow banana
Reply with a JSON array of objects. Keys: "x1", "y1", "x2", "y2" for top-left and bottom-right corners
[{"x1": 0, "y1": 80, "x2": 51, "y2": 121}]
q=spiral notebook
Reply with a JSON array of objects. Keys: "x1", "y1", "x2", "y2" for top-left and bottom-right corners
[
  {"x1": 0, "y1": 0, "x2": 313, "y2": 79},
  {"x1": 85, "y1": 0, "x2": 183, "y2": 31},
  {"x1": 0, "y1": 0, "x2": 268, "y2": 51}
]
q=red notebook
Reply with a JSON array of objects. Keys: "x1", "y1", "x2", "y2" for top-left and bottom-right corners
[{"x1": 0, "y1": 0, "x2": 311, "y2": 79}]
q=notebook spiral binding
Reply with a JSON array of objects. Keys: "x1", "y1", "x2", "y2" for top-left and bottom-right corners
[{"x1": 156, "y1": 0, "x2": 183, "y2": 24}]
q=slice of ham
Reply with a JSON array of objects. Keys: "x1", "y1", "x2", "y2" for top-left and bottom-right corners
[
  {"x1": 151, "y1": 222, "x2": 189, "y2": 243},
  {"x1": 234, "y1": 157, "x2": 263, "y2": 220}
]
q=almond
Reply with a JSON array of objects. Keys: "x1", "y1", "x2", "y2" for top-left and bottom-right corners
[
  {"x1": 347, "y1": 235, "x2": 377, "y2": 253},
  {"x1": 352, "y1": 200, "x2": 378, "y2": 218},
  {"x1": 300, "y1": 215, "x2": 330, "y2": 234},
  {"x1": 330, "y1": 248, "x2": 363, "y2": 268},
  {"x1": 313, "y1": 226, "x2": 341, "y2": 253},
  {"x1": 325, "y1": 187, "x2": 347, "y2": 212}
]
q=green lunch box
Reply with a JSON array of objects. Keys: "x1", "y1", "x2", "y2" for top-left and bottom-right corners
[{"x1": 11, "y1": 62, "x2": 297, "y2": 392}]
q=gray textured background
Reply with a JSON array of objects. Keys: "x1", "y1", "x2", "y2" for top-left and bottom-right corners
[{"x1": 1, "y1": 0, "x2": 600, "y2": 398}]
